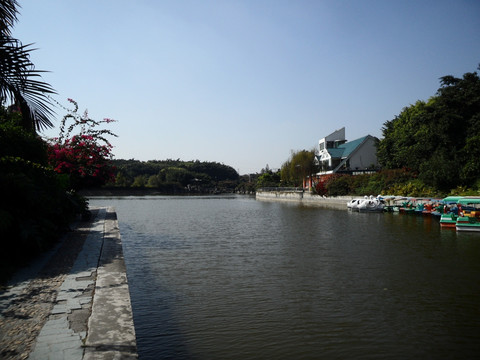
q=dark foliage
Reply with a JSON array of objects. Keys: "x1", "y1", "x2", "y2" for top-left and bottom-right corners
[
  {"x1": 109, "y1": 159, "x2": 240, "y2": 193},
  {"x1": 0, "y1": 115, "x2": 85, "y2": 284},
  {"x1": 377, "y1": 65, "x2": 480, "y2": 191}
]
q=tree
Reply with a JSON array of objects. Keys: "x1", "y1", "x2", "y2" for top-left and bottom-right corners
[
  {"x1": 256, "y1": 170, "x2": 280, "y2": 188},
  {"x1": 114, "y1": 171, "x2": 131, "y2": 187},
  {"x1": 377, "y1": 65, "x2": 480, "y2": 191},
  {"x1": 280, "y1": 149, "x2": 317, "y2": 187},
  {"x1": 132, "y1": 175, "x2": 148, "y2": 187},
  {"x1": 0, "y1": 0, "x2": 56, "y2": 132},
  {"x1": 162, "y1": 167, "x2": 193, "y2": 186}
]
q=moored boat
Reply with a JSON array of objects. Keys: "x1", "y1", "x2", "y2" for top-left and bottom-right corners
[
  {"x1": 381, "y1": 196, "x2": 404, "y2": 212},
  {"x1": 347, "y1": 197, "x2": 365, "y2": 211},
  {"x1": 456, "y1": 197, "x2": 480, "y2": 232},
  {"x1": 413, "y1": 198, "x2": 429, "y2": 215},
  {"x1": 391, "y1": 197, "x2": 409, "y2": 212},
  {"x1": 399, "y1": 198, "x2": 416, "y2": 214},
  {"x1": 439, "y1": 196, "x2": 463, "y2": 228},
  {"x1": 357, "y1": 196, "x2": 385, "y2": 212},
  {"x1": 440, "y1": 212, "x2": 458, "y2": 228},
  {"x1": 421, "y1": 200, "x2": 440, "y2": 215},
  {"x1": 431, "y1": 200, "x2": 447, "y2": 217}
]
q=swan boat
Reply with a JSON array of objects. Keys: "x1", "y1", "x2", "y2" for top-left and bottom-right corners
[
  {"x1": 357, "y1": 196, "x2": 385, "y2": 212},
  {"x1": 347, "y1": 195, "x2": 385, "y2": 212}
]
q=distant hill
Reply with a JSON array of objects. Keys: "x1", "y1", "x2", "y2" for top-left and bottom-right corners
[{"x1": 106, "y1": 159, "x2": 241, "y2": 193}]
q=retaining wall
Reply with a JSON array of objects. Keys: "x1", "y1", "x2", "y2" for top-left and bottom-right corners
[{"x1": 256, "y1": 190, "x2": 355, "y2": 209}]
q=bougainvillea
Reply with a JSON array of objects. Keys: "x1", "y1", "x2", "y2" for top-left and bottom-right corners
[
  {"x1": 47, "y1": 98, "x2": 117, "y2": 189},
  {"x1": 314, "y1": 173, "x2": 345, "y2": 196}
]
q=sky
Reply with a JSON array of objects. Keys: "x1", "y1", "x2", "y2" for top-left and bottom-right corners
[{"x1": 12, "y1": 0, "x2": 480, "y2": 174}]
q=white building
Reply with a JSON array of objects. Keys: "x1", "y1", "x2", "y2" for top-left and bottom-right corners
[{"x1": 316, "y1": 127, "x2": 379, "y2": 175}]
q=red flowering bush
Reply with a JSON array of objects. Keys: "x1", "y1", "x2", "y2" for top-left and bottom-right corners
[
  {"x1": 47, "y1": 98, "x2": 117, "y2": 190},
  {"x1": 315, "y1": 174, "x2": 348, "y2": 196}
]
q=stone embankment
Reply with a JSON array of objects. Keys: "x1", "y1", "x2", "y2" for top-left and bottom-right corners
[
  {"x1": 0, "y1": 207, "x2": 137, "y2": 359},
  {"x1": 256, "y1": 190, "x2": 355, "y2": 209}
]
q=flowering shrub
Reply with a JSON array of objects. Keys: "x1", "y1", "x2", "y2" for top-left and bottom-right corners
[
  {"x1": 315, "y1": 174, "x2": 339, "y2": 195},
  {"x1": 47, "y1": 98, "x2": 117, "y2": 189}
]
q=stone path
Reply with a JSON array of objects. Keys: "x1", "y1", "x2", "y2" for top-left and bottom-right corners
[{"x1": 0, "y1": 207, "x2": 137, "y2": 359}]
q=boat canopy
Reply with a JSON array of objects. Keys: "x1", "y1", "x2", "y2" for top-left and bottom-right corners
[
  {"x1": 458, "y1": 197, "x2": 480, "y2": 205},
  {"x1": 442, "y1": 196, "x2": 464, "y2": 203}
]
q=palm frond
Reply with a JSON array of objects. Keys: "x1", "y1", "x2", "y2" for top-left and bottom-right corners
[
  {"x1": 0, "y1": 0, "x2": 20, "y2": 36},
  {"x1": 0, "y1": 35, "x2": 56, "y2": 131}
]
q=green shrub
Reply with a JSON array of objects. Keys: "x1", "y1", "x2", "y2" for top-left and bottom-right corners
[
  {"x1": 0, "y1": 118, "x2": 48, "y2": 165},
  {"x1": 321, "y1": 169, "x2": 446, "y2": 197},
  {"x1": 384, "y1": 179, "x2": 439, "y2": 197},
  {"x1": 0, "y1": 157, "x2": 83, "y2": 266},
  {"x1": 326, "y1": 175, "x2": 352, "y2": 196},
  {"x1": 0, "y1": 117, "x2": 87, "y2": 284}
]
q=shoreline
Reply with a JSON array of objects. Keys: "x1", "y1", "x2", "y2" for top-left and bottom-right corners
[
  {"x1": 79, "y1": 187, "x2": 240, "y2": 197},
  {"x1": 256, "y1": 190, "x2": 354, "y2": 209},
  {"x1": 82, "y1": 189, "x2": 353, "y2": 209}
]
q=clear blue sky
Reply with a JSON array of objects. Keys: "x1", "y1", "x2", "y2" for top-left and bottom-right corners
[{"x1": 13, "y1": 0, "x2": 480, "y2": 174}]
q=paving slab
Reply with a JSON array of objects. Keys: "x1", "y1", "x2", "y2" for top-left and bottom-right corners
[{"x1": 83, "y1": 208, "x2": 137, "y2": 359}]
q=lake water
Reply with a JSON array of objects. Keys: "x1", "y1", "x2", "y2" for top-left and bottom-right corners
[{"x1": 89, "y1": 195, "x2": 480, "y2": 359}]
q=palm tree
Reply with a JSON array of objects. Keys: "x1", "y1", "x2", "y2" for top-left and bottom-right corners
[{"x1": 0, "y1": 0, "x2": 56, "y2": 132}]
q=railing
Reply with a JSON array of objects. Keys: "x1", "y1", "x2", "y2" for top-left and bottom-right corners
[
  {"x1": 316, "y1": 169, "x2": 380, "y2": 175},
  {"x1": 257, "y1": 187, "x2": 304, "y2": 192},
  {"x1": 336, "y1": 169, "x2": 379, "y2": 175}
]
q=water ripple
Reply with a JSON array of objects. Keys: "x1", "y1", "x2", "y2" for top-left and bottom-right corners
[{"x1": 89, "y1": 195, "x2": 480, "y2": 360}]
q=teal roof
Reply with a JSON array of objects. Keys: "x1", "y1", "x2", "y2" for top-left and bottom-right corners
[
  {"x1": 327, "y1": 148, "x2": 345, "y2": 158},
  {"x1": 327, "y1": 136, "x2": 368, "y2": 158}
]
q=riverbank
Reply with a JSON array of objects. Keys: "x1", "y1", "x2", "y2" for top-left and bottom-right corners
[
  {"x1": 79, "y1": 187, "x2": 237, "y2": 197},
  {"x1": 256, "y1": 190, "x2": 354, "y2": 209},
  {"x1": 0, "y1": 207, "x2": 137, "y2": 359}
]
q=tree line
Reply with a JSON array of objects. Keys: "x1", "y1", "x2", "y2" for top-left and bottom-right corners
[
  {"x1": 269, "y1": 64, "x2": 480, "y2": 197},
  {"x1": 377, "y1": 67, "x2": 480, "y2": 193},
  {"x1": 106, "y1": 159, "x2": 241, "y2": 193}
]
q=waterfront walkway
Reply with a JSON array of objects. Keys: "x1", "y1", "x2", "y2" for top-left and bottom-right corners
[{"x1": 0, "y1": 207, "x2": 137, "y2": 359}]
